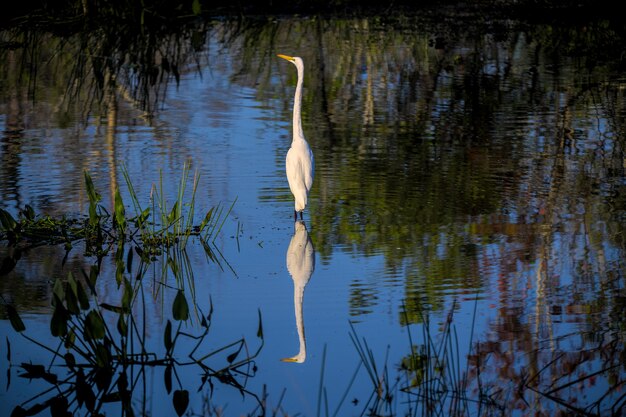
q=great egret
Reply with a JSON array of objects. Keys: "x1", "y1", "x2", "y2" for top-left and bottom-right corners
[
  {"x1": 282, "y1": 220, "x2": 315, "y2": 363},
  {"x1": 277, "y1": 54, "x2": 315, "y2": 221}
]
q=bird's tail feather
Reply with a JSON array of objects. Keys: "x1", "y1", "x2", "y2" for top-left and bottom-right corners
[{"x1": 294, "y1": 192, "x2": 307, "y2": 212}]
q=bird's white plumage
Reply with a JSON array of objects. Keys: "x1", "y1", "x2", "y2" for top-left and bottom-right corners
[
  {"x1": 278, "y1": 54, "x2": 315, "y2": 219},
  {"x1": 286, "y1": 143, "x2": 314, "y2": 212}
]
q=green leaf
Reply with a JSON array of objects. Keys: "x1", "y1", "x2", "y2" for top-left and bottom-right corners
[
  {"x1": 99, "y1": 303, "x2": 126, "y2": 314},
  {"x1": 85, "y1": 310, "x2": 105, "y2": 340},
  {"x1": 172, "y1": 290, "x2": 189, "y2": 321},
  {"x1": 76, "y1": 280, "x2": 90, "y2": 311},
  {"x1": 84, "y1": 171, "x2": 101, "y2": 227},
  {"x1": 64, "y1": 329, "x2": 76, "y2": 349},
  {"x1": 65, "y1": 274, "x2": 80, "y2": 315},
  {"x1": 117, "y1": 315, "x2": 127, "y2": 336},
  {"x1": 22, "y1": 204, "x2": 35, "y2": 220},
  {"x1": 126, "y1": 246, "x2": 134, "y2": 274},
  {"x1": 6, "y1": 305, "x2": 25, "y2": 332},
  {"x1": 167, "y1": 256, "x2": 179, "y2": 277},
  {"x1": 84, "y1": 171, "x2": 101, "y2": 205},
  {"x1": 0, "y1": 208, "x2": 17, "y2": 232},
  {"x1": 164, "y1": 320, "x2": 172, "y2": 353},
  {"x1": 64, "y1": 352, "x2": 76, "y2": 368},
  {"x1": 173, "y1": 390, "x2": 189, "y2": 416},
  {"x1": 115, "y1": 244, "x2": 125, "y2": 285},
  {"x1": 94, "y1": 367, "x2": 113, "y2": 392},
  {"x1": 50, "y1": 302, "x2": 68, "y2": 337},
  {"x1": 199, "y1": 207, "x2": 214, "y2": 231},
  {"x1": 192, "y1": 0, "x2": 201, "y2": 15},
  {"x1": 94, "y1": 342, "x2": 111, "y2": 368},
  {"x1": 65, "y1": 285, "x2": 80, "y2": 315},
  {"x1": 227, "y1": 349, "x2": 239, "y2": 364},
  {"x1": 121, "y1": 278, "x2": 133, "y2": 311},
  {"x1": 136, "y1": 207, "x2": 150, "y2": 229},
  {"x1": 52, "y1": 278, "x2": 65, "y2": 305},
  {"x1": 88, "y1": 204, "x2": 99, "y2": 228},
  {"x1": 67, "y1": 272, "x2": 77, "y2": 294},
  {"x1": 115, "y1": 266, "x2": 124, "y2": 285},
  {"x1": 82, "y1": 265, "x2": 99, "y2": 296},
  {"x1": 168, "y1": 201, "x2": 179, "y2": 225},
  {"x1": 114, "y1": 188, "x2": 126, "y2": 233}
]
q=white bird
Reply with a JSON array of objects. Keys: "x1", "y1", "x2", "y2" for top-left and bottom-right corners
[
  {"x1": 277, "y1": 54, "x2": 315, "y2": 221},
  {"x1": 282, "y1": 220, "x2": 315, "y2": 363}
]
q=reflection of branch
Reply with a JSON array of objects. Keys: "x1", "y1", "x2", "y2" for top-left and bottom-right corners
[
  {"x1": 315, "y1": 18, "x2": 336, "y2": 143},
  {"x1": 9, "y1": 272, "x2": 265, "y2": 417},
  {"x1": 526, "y1": 385, "x2": 595, "y2": 416},
  {"x1": 4, "y1": 17, "x2": 209, "y2": 124}
]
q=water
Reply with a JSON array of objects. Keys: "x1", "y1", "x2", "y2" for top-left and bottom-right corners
[{"x1": 1, "y1": 13, "x2": 625, "y2": 417}]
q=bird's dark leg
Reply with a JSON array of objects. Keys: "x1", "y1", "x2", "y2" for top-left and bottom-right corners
[
  {"x1": 294, "y1": 210, "x2": 297, "y2": 221},
  {"x1": 299, "y1": 211, "x2": 303, "y2": 221}
]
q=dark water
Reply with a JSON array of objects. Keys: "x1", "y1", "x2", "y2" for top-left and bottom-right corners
[{"x1": 1, "y1": 13, "x2": 625, "y2": 417}]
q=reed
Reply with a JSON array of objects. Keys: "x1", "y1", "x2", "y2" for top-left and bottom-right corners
[{"x1": 303, "y1": 301, "x2": 506, "y2": 417}]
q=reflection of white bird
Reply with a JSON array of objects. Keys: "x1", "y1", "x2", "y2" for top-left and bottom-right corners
[
  {"x1": 277, "y1": 54, "x2": 315, "y2": 221},
  {"x1": 282, "y1": 220, "x2": 315, "y2": 363}
]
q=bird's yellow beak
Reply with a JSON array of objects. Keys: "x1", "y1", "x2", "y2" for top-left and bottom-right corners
[
  {"x1": 280, "y1": 357, "x2": 299, "y2": 362},
  {"x1": 277, "y1": 54, "x2": 295, "y2": 62}
]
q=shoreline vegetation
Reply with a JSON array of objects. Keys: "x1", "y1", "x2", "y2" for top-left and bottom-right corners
[{"x1": 2, "y1": 0, "x2": 626, "y2": 29}]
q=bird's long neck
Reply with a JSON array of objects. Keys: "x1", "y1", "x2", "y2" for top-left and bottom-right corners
[
  {"x1": 292, "y1": 64, "x2": 304, "y2": 143},
  {"x1": 294, "y1": 282, "x2": 306, "y2": 358}
]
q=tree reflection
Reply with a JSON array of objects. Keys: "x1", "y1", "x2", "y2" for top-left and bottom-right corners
[
  {"x1": 0, "y1": 13, "x2": 211, "y2": 214},
  {"x1": 465, "y1": 301, "x2": 626, "y2": 415},
  {"x1": 1, "y1": 11, "x2": 625, "y2": 415},
  {"x1": 224, "y1": 15, "x2": 626, "y2": 414},
  {"x1": 223, "y1": 14, "x2": 625, "y2": 323},
  {"x1": 395, "y1": 298, "x2": 626, "y2": 415}
]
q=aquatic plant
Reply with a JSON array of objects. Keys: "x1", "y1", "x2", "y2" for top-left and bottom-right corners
[
  {"x1": 0, "y1": 166, "x2": 232, "y2": 266},
  {"x1": 338, "y1": 299, "x2": 625, "y2": 417},
  {"x1": 3, "y1": 264, "x2": 263, "y2": 417},
  {"x1": 0, "y1": 167, "x2": 265, "y2": 416},
  {"x1": 338, "y1": 301, "x2": 504, "y2": 417}
]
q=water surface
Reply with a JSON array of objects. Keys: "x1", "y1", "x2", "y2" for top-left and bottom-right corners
[{"x1": 1, "y1": 13, "x2": 625, "y2": 416}]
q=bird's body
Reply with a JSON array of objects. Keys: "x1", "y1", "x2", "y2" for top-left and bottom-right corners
[
  {"x1": 278, "y1": 54, "x2": 315, "y2": 220},
  {"x1": 286, "y1": 140, "x2": 314, "y2": 212}
]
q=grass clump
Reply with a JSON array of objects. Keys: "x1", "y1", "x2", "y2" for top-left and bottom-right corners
[{"x1": 0, "y1": 163, "x2": 233, "y2": 269}]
